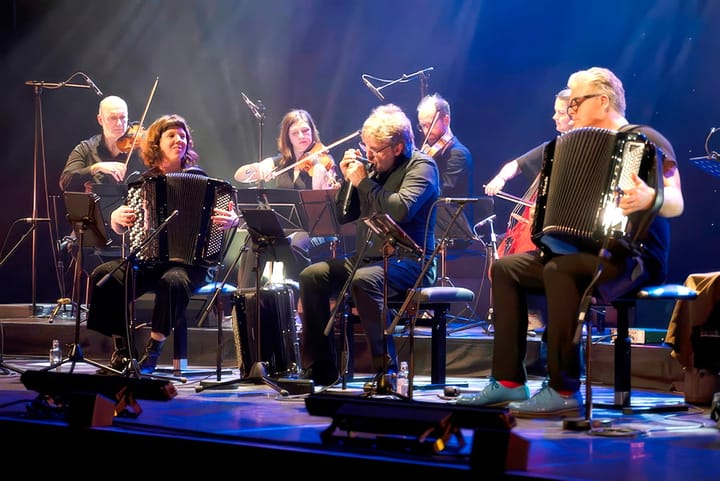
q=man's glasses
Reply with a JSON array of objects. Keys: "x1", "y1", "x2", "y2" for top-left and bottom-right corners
[
  {"x1": 567, "y1": 93, "x2": 602, "y2": 114},
  {"x1": 359, "y1": 141, "x2": 393, "y2": 157}
]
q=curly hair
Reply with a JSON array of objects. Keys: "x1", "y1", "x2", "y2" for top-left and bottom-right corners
[{"x1": 140, "y1": 114, "x2": 199, "y2": 170}]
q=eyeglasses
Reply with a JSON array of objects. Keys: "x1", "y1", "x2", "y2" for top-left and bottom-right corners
[
  {"x1": 416, "y1": 123, "x2": 432, "y2": 133},
  {"x1": 566, "y1": 94, "x2": 602, "y2": 114},
  {"x1": 358, "y1": 141, "x2": 393, "y2": 157}
]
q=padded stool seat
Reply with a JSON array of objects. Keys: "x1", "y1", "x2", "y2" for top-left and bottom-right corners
[
  {"x1": 393, "y1": 286, "x2": 475, "y2": 389},
  {"x1": 344, "y1": 286, "x2": 475, "y2": 386},
  {"x1": 595, "y1": 283, "x2": 698, "y2": 412}
]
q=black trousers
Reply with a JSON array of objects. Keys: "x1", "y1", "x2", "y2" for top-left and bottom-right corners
[
  {"x1": 490, "y1": 250, "x2": 627, "y2": 393},
  {"x1": 298, "y1": 254, "x2": 434, "y2": 372},
  {"x1": 86, "y1": 259, "x2": 208, "y2": 338}
]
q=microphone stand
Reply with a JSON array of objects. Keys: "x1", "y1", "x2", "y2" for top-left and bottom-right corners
[
  {"x1": 358, "y1": 213, "x2": 426, "y2": 398},
  {"x1": 361, "y1": 67, "x2": 434, "y2": 100},
  {"x1": 195, "y1": 239, "x2": 248, "y2": 381},
  {"x1": 241, "y1": 92, "x2": 266, "y2": 164},
  {"x1": 14, "y1": 76, "x2": 94, "y2": 316},
  {"x1": 447, "y1": 214, "x2": 498, "y2": 335},
  {"x1": 384, "y1": 203, "x2": 468, "y2": 399},
  {"x1": 323, "y1": 228, "x2": 374, "y2": 389}
]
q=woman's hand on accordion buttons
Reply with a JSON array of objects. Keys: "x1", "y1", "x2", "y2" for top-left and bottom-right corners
[
  {"x1": 110, "y1": 205, "x2": 137, "y2": 234},
  {"x1": 619, "y1": 173, "x2": 655, "y2": 216},
  {"x1": 212, "y1": 201, "x2": 240, "y2": 230}
]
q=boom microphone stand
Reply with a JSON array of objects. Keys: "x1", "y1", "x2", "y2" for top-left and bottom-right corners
[
  {"x1": 197, "y1": 209, "x2": 307, "y2": 395},
  {"x1": 41, "y1": 192, "x2": 117, "y2": 374},
  {"x1": 361, "y1": 66, "x2": 435, "y2": 101},
  {"x1": 362, "y1": 213, "x2": 427, "y2": 398},
  {"x1": 19, "y1": 74, "x2": 97, "y2": 315},
  {"x1": 241, "y1": 91, "x2": 266, "y2": 164},
  {"x1": 384, "y1": 203, "x2": 469, "y2": 399},
  {"x1": 323, "y1": 228, "x2": 374, "y2": 389}
]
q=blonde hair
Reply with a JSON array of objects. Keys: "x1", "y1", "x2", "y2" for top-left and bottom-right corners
[
  {"x1": 362, "y1": 104, "x2": 415, "y2": 158},
  {"x1": 567, "y1": 67, "x2": 626, "y2": 115}
]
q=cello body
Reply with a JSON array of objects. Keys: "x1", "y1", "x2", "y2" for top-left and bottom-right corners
[{"x1": 496, "y1": 176, "x2": 539, "y2": 258}]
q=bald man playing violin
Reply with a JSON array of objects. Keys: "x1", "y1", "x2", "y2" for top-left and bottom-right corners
[{"x1": 59, "y1": 95, "x2": 146, "y2": 192}]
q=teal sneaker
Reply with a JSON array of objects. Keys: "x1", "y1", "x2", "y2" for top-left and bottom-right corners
[
  {"x1": 508, "y1": 384, "x2": 583, "y2": 418},
  {"x1": 455, "y1": 378, "x2": 530, "y2": 407}
]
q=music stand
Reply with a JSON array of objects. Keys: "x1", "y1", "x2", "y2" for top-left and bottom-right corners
[
  {"x1": 197, "y1": 209, "x2": 312, "y2": 395},
  {"x1": 41, "y1": 192, "x2": 118, "y2": 374},
  {"x1": 362, "y1": 213, "x2": 424, "y2": 397}
]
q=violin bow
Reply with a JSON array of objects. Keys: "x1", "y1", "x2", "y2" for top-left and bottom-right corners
[
  {"x1": 124, "y1": 76, "x2": 159, "y2": 169},
  {"x1": 269, "y1": 130, "x2": 361, "y2": 179},
  {"x1": 419, "y1": 110, "x2": 440, "y2": 153},
  {"x1": 486, "y1": 187, "x2": 535, "y2": 208}
]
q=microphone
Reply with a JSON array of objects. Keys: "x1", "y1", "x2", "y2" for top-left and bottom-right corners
[
  {"x1": 440, "y1": 197, "x2": 480, "y2": 204},
  {"x1": 341, "y1": 181, "x2": 354, "y2": 217},
  {"x1": 241, "y1": 92, "x2": 264, "y2": 118},
  {"x1": 402, "y1": 66, "x2": 435, "y2": 80},
  {"x1": 83, "y1": 75, "x2": 103, "y2": 96},
  {"x1": 22, "y1": 217, "x2": 51, "y2": 222},
  {"x1": 474, "y1": 214, "x2": 497, "y2": 228},
  {"x1": 363, "y1": 77, "x2": 384, "y2": 101}
]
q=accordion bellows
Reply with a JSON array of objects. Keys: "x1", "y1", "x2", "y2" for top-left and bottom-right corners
[
  {"x1": 532, "y1": 127, "x2": 658, "y2": 256},
  {"x1": 127, "y1": 172, "x2": 234, "y2": 267}
]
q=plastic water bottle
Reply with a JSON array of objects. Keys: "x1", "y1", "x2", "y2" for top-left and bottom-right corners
[
  {"x1": 49, "y1": 339, "x2": 62, "y2": 370},
  {"x1": 396, "y1": 361, "x2": 409, "y2": 396}
]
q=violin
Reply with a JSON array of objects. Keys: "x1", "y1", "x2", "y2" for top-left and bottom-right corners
[
  {"x1": 269, "y1": 130, "x2": 360, "y2": 181},
  {"x1": 117, "y1": 122, "x2": 147, "y2": 154},
  {"x1": 298, "y1": 142, "x2": 335, "y2": 175},
  {"x1": 421, "y1": 130, "x2": 454, "y2": 158}
]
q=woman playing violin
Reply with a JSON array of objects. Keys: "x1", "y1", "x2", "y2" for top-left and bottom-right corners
[
  {"x1": 234, "y1": 109, "x2": 338, "y2": 189},
  {"x1": 233, "y1": 109, "x2": 339, "y2": 290}
]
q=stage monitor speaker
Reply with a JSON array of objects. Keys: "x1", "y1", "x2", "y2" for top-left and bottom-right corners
[
  {"x1": 21, "y1": 370, "x2": 177, "y2": 402},
  {"x1": 304, "y1": 392, "x2": 529, "y2": 474}
]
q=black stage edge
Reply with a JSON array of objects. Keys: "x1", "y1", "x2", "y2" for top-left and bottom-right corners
[
  {"x1": 0, "y1": 416, "x2": 539, "y2": 480},
  {"x1": 20, "y1": 369, "x2": 177, "y2": 401},
  {"x1": 304, "y1": 392, "x2": 530, "y2": 475}
]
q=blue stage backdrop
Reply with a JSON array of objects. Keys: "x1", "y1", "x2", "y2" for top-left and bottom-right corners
[{"x1": 0, "y1": 0, "x2": 718, "y2": 305}]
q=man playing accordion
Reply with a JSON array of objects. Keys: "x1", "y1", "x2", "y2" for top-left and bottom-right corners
[{"x1": 457, "y1": 67, "x2": 684, "y2": 417}]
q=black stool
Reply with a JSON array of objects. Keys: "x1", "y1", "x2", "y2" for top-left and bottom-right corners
[
  {"x1": 344, "y1": 286, "x2": 475, "y2": 386},
  {"x1": 593, "y1": 283, "x2": 698, "y2": 413}
]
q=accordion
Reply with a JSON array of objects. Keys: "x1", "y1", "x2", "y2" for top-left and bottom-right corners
[
  {"x1": 127, "y1": 172, "x2": 235, "y2": 267},
  {"x1": 531, "y1": 126, "x2": 662, "y2": 256}
]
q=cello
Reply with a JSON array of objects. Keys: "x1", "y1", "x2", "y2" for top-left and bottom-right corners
[{"x1": 496, "y1": 174, "x2": 540, "y2": 257}]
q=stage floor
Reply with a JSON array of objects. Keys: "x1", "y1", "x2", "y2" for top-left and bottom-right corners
[{"x1": 0, "y1": 356, "x2": 718, "y2": 480}]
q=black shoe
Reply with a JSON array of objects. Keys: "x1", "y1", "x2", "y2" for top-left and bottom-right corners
[
  {"x1": 301, "y1": 360, "x2": 338, "y2": 386},
  {"x1": 97, "y1": 335, "x2": 129, "y2": 374},
  {"x1": 138, "y1": 338, "x2": 165, "y2": 374},
  {"x1": 110, "y1": 349, "x2": 129, "y2": 370}
]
